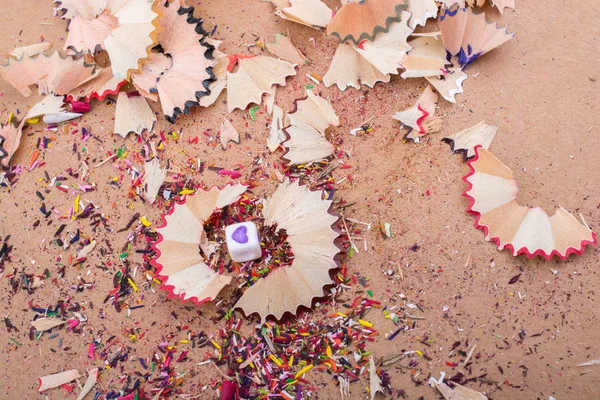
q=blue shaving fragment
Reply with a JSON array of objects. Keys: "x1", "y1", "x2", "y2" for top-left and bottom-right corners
[
  {"x1": 388, "y1": 327, "x2": 402, "y2": 340},
  {"x1": 69, "y1": 229, "x2": 80, "y2": 244},
  {"x1": 440, "y1": 6, "x2": 460, "y2": 21},
  {"x1": 458, "y1": 48, "x2": 467, "y2": 66}
]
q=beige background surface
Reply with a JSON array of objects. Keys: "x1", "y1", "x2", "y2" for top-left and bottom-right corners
[{"x1": 0, "y1": 0, "x2": 599, "y2": 398}]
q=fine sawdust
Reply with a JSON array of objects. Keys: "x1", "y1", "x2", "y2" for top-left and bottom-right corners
[{"x1": 0, "y1": 0, "x2": 599, "y2": 399}]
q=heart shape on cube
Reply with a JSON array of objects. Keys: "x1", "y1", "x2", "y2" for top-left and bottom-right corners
[{"x1": 232, "y1": 225, "x2": 249, "y2": 244}]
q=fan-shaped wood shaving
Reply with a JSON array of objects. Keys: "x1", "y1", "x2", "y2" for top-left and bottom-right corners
[
  {"x1": 462, "y1": 0, "x2": 515, "y2": 13},
  {"x1": 0, "y1": 120, "x2": 26, "y2": 167},
  {"x1": 142, "y1": 158, "x2": 167, "y2": 204},
  {"x1": 24, "y1": 95, "x2": 66, "y2": 120},
  {"x1": 288, "y1": 90, "x2": 339, "y2": 130},
  {"x1": 439, "y1": 5, "x2": 514, "y2": 68},
  {"x1": 268, "y1": 105, "x2": 288, "y2": 152},
  {"x1": 265, "y1": 34, "x2": 307, "y2": 65},
  {"x1": 131, "y1": 53, "x2": 172, "y2": 102},
  {"x1": 323, "y1": 13, "x2": 412, "y2": 90},
  {"x1": 31, "y1": 317, "x2": 67, "y2": 332},
  {"x1": 198, "y1": 38, "x2": 228, "y2": 108},
  {"x1": 10, "y1": 43, "x2": 52, "y2": 59},
  {"x1": 0, "y1": 51, "x2": 98, "y2": 97},
  {"x1": 352, "y1": 12, "x2": 412, "y2": 74},
  {"x1": 272, "y1": 0, "x2": 334, "y2": 28},
  {"x1": 407, "y1": 0, "x2": 438, "y2": 28},
  {"x1": 263, "y1": 86, "x2": 277, "y2": 114},
  {"x1": 327, "y1": 0, "x2": 408, "y2": 44},
  {"x1": 442, "y1": 121, "x2": 498, "y2": 159},
  {"x1": 393, "y1": 85, "x2": 441, "y2": 142},
  {"x1": 106, "y1": 0, "x2": 160, "y2": 80},
  {"x1": 234, "y1": 179, "x2": 340, "y2": 322},
  {"x1": 55, "y1": 0, "x2": 107, "y2": 21},
  {"x1": 463, "y1": 146, "x2": 596, "y2": 260},
  {"x1": 282, "y1": 90, "x2": 339, "y2": 164},
  {"x1": 132, "y1": 1, "x2": 215, "y2": 123},
  {"x1": 114, "y1": 91, "x2": 155, "y2": 137},
  {"x1": 226, "y1": 55, "x2": 296, "y2": 112},
  {"x1": 152, "y1": 184, "x2": 247, "y2": 304},
  {"x1": 69, "y1": 68, "x2": 126, "y2": 101},
  {"x1": 488, "y1": 0, "x2": 515, "y2": 13},
  {"x1": 425, "y1": 67, "x2": 467, "y2": 103},
  {"x1": 323, "y1": 43, "x2": 390, "y2": 90},
  {"x1": 283, "y1": 125, "x2": 335, "y2": 165},
  {"x1": 369, "y1": 355, "x2": 385, "y2": 400},
  {"x1": 57, "y1": 0, "x2": 161, "y2": 80},
  {"x1": 400, "y1": 34, "x2": 449, "y2": 78},
  {"x1": 58, "y1": 0, "x2": 118, "y2": 54},
  {"x1": 76, "y1": 369, "x2": 99, "y2": 400},
  {"x1": 38, "y1": 370, "x2": 80, "y2": 392},
  {"x1": 219, "y1": 119, "x2": 240, "y2": 150}
]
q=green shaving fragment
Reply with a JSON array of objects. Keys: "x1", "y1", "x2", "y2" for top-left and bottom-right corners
[{"x1": 249, "y1": 106, "x2": 261, "y2": 121}]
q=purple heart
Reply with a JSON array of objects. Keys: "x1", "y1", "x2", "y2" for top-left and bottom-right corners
[{"x1": 232, "y1": 225, "x2": 248, "y2": 244}]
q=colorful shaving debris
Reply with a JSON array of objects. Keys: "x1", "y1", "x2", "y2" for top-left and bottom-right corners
[
  {"x1": 202, "y1": 197, "x2": 294, "y2": 287},
  {"x1": 204, "y1": 292, "x2": 388, "y2": 399}
]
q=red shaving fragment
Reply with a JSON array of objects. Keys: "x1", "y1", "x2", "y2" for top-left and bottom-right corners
[
  {"x1": 416, "y1": 104, "x2": 429, "y2": 134},
  {"x1": 226, "y1": 54, "x2": 258, "y2": 72},
  {"x1": 61, "y1": 383, "x2": 74, "y2": 394},
  {"x1": 70, "y1": 101, "x2": 90, "y2": 113},
  {"x1": 218, "y1": 170, "x2": 242, "y2": 179}
]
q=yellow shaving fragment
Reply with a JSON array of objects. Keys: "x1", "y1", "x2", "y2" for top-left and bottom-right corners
[
  {"x1": 74, "y1": 195, "x2": 80, "y2": 213},
  {"x1": 127, "y1": 278, "x2": 138, "y2": 292},
  {"x1": 358, "y1": 319, "x2": 373, "y2": 328},
  {"x1": 140, "y1": 216, "x2": 151, "y2": 227},
  {"x1": 269, "y1": 354, "x2": 283, "y2": 366},
  {"x1": 294, "y1": 364, "x2": 313, "y2": 379}
]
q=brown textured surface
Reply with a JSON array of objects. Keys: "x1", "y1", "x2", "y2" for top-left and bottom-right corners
[{"x1": 0, "y1": 0, "x2": 599, "y2": 398}]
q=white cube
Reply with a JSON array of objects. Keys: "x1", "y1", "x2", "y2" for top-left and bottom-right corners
[{"x1": 225, "y1": 222, "x2": 262, "y2": 262}]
